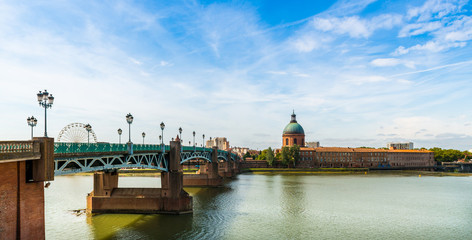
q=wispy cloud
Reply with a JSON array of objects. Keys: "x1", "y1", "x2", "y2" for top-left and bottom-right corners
[
  {"x1": 312, "y1": 14, "x2": 402, "y2": 38},
  {"x1": 1, "y1": 0, "x2": 472, "y2": 150},
  {"x1": 371, "y1": 58, "x2": 416, "y2": 68}
]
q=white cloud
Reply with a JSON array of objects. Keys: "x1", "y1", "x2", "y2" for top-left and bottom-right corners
[
  {"x1": 130, "y1": 58, "x2": 142, "y2": 65},
  {"x1": 398, "y1": 21, "x2": 442, "y2": 37},
  {"x1": 378, "y1": 116, "x2": 472, "y2": 142},
  {"x1": 293, "y1": 34, "x2": 322, "y2": 52},
  {"x1": 312, "y1": 14, "x2": 402, "y2": 39},
  {"x1": 267, "y1": 71, "x2": 287, "y2": 75},
  {"x1": 407, "y1": 0, "x2": 468, "y2": 21},
  {"x1": 160, "y1": 60, "x2": 172, "y2": 66},
  {"x1": 371, "y1": 58, "x2": 415, "y2": 68},
  {"x1": 396, "y1": 2, "x2": 472, "y2": 55},
  {"x1": 346, "y1": 75, "x2": 389, "y2": 85},
  {"x1": 394, "y1": 40, "x2": 466, "y2": 55}
]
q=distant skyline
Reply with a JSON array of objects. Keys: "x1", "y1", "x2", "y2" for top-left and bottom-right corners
[{"x1": 0, "y1": 0, "x2": 471, "y2": 150}]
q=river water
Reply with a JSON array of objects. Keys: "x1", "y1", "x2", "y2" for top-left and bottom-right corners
[{"x1": 45, "y1": 173, "x2": 472, "y2": 239}]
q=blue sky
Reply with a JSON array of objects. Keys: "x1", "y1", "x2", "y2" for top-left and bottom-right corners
[{"x1": 1, "y1": 0, "x2": 472, "y2": 150}]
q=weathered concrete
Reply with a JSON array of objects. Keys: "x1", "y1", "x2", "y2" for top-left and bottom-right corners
[
  {"x1": 87, "y1": 140, "x2": 193, "y2": 214},
  {"x1": 219, "y1": 161, "x2": 235, "y2": 178},
  {"x1": 183, "y1": 147, "x2": 223, "y2": 187},
  {"x1": 0, "y1": 138, "x2": 54, "y2": 240}
]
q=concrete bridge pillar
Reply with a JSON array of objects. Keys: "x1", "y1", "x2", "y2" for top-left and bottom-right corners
[
  {"x1": 218, "y1": 150, "x2": 235, "y2": 178},
  {"x1": 87, "y1": 140, "x2": 192, "y2": 214},
  {"x1": 183, "y1": 147, "x2": 223, "y2": 187},
  {"x1": 232, "y1": 158, "x2": 240, "y2": 174},
  {"x1": 91, "y1": 171, "x2": 118, "y2": 197}
]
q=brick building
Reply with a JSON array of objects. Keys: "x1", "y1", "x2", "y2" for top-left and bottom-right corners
[
  {"x1": 297, "y1": 147, "x2": 433, "y2": 168},
  {"x1": 282, "y1": 111, "x2": 305, "y2": 147},
  {"x1": 277, "y1": 112, "x2": 435, "y2": 168}
]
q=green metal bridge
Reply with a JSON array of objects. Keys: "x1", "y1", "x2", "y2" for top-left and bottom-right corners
[{"x1": 53, "y1": 142, "x2": 238, "y2": 176}]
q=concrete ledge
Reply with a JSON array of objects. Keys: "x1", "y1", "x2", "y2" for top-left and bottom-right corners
[
  {"x1": 87, "y1": 188, "x2": 192, "y2": 214},
  {"x1": 183, "y1": 174, "x2": 223, "y2": 187}
]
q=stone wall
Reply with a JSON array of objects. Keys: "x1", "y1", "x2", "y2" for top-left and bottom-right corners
[{"x1": 0, "y1": 161, "x2": 45, "y2": 240}]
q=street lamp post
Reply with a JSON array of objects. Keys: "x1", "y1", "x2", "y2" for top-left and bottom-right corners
[
  {"x1": 125, "y1": 113, "x2": 134, "y2": 154},
  {"x1": 142, "y1": 132, "x2": 146, "y2": 144},
  {"x1": 36, "y1": 90, "x2": 54, "y2": 137},
  {"x1": 160, "y1": 122, "x2": 165, "y2": 153},
  {"x1": 117, "y1": 128, "x2": 122, "y2": 144},
  {"x1": 202, "y1": 134, "x2": 205, "y2": 152},
  {"x1": 84, "y1": 124, "x2": 92, "y2": 144},
  {"x1": 126, "y1": 113, "x2": 133, "y2": 143},
  {"x1": 27, "y1": 116, "x2": 37, "y2": 139},
  {"x1": 178, "y1": 127, "x2": 183, "y2": 153},
  {"x1": 179, "y1": 127, "x2": 182, "y2": 142},
  {"x1": 192, "y1": 131, "x2": 196, "y2": 152}
]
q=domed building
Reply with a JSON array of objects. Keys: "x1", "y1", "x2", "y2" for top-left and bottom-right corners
[{"x1": 282, "y1": 111, "x2": 305, "y2": 147}]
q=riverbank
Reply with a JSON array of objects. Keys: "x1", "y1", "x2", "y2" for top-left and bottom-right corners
[
  {"x1": 66, "y1": 168, "x2": 472, "y2": 177},
  {"x1": 70, "y1": 168, "x2": 200, "y2": 177},
  {"x1": 241, "y1": 168, "x2": 472, "y2": 176}
]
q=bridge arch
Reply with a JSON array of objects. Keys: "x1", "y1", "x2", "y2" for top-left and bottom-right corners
[{"x1": 180, "y1": 151, "x2": 212, "y2": 164}]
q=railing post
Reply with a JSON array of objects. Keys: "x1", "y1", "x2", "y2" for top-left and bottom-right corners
[
  {"x1": 127, "y1": 142, "x2": 133, "y2": 155},
  {"x1": 32, "y1": 137, "x2": 54, "y2": 182}
]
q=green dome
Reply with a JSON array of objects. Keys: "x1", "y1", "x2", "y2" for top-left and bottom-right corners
[
  {"x1": 283, "y1": 122, "x2": 305, "y2": 135},
  {"x1": 283, "y1": 111, "x2": 305, "y2": 135}
]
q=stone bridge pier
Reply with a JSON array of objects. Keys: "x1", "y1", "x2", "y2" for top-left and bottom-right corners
[
  {"x1": 87, "y1": 140, "x2": 192, "y2": 214},
  {"x1": 183, "y1": 147, "x2": 223, "y2": 187},
  {"x1": 219, "y1": 151, "x2": 235, "y2": 178}
]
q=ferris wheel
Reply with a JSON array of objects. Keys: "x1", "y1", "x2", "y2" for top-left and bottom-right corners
[{"x1": 57, "y1": 123, "x2": 98, "y2": 143}]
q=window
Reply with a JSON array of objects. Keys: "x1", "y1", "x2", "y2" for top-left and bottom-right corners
[
  {"x1": 294, "y1": 138, "x2": 297, "y2": 144},
  {"x1": 285, "y1": 138, "x2": 288, "y2": 145}
]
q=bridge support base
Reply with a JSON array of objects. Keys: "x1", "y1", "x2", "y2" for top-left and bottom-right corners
[
  {"x1": 87, "y1": 140, "x2": 192, "y2": 214},
  {"x1": 219, "y1": 161, "x2": 235, "y2": 178},
  {"x1": 183, "y1": 159, "x2": 223, "y2": 187}
]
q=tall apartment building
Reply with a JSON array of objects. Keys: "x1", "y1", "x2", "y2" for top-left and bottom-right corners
[
  {"x1": 206, "y1": 137, "x2": 230, "y2": 150},
  {"x1": 387, "y1": 142, "x2": 414, "y2": 150}
]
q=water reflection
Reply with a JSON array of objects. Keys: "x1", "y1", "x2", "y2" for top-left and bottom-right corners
[{"x1": 46, "y1": 174, "x2": 472, "y2": 240}]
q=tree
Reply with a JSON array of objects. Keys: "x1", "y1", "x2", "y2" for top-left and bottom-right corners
[
  {"x1": 275, "y1": 152, "x2": 281, "y2": 162},
  {"x1": 281, "y1": 147, "x2": 290, "y2": 166},
  {"x1": 429, "y1": 148, "x2": 465, "y2": 162},
  {"x1": 290, "y1": 144, "x2": 300, "y2": 167},
  {"x1": 266, "y1": 147, "x2": 275, "y2": 166},
  {"x1": 243, "y1": 152, "x2": 251, "y2": 160},
  {"x1": 256, "y1": 149, "x2": 268, "y2": 160}
]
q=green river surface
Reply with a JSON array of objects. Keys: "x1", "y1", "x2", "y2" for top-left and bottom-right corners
[{"x1": 45, "y1": 173, "x2": 472, "y2": 239}]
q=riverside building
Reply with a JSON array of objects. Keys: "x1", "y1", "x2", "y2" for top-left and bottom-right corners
[{"x1": 279, "y1": 112, "x2": 435, "y2": 168}]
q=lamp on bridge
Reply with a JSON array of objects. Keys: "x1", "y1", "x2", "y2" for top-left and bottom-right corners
[
  {"x1": 36, "y1": 90, "x2": 54, "y2": 137},
  {"x1": 179, "y1": 127, "x2": 182, "y2": 142},
  {"x1": 202, "y1": 134, "x2": 205, "y2": 152},
  {"x1": 27, "y1": 116, "x2": 38, "y2": 139},
  {"x1": 160, "y1": 122, "x2": 165, "y2": 153},
  {"x1": 142, "y1": 132, "x2": 146, "y2": 144},
  {"x1": 84, "y1": 124, "x2": 92, "y2": 144},
  {"x1": 192, "y1": 131, "x2": 196, "y2": 151},
  {"x1": 126, "y1": 113, "x2": 133, "y2": 143},
  {"x1": 179, "y1": 127, "x2": 183, "y2": 153},
  {"x1": 117, "y1": 128, "x2": 122, "y2": 144}
]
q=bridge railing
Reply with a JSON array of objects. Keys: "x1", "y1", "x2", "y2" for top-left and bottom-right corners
[
  {"x1": 0, "y1": 140, "x2": 41, "y2": 162},
  {"x1": 54, "y1": 142, "x2": 171, "y2": 154},
  {"x1": 54, "y1": 142, "x2": 127, "y2": 154},
  {"x1": 182, "y1": 146, "x2": 211, "y2": 152}
]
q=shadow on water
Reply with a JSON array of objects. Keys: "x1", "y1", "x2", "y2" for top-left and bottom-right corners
[{"x1": 87, "y1": 186, "x2": 235, "y2": 240}]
